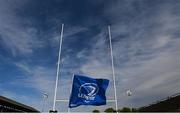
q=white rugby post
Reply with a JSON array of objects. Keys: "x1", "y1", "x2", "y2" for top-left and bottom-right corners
[
  {"x1": 108, "y1": 26, "x2": 118, "y2": 112},
  {"x1": 53, "y1": 24, "x2": 64, "y2": 111}
]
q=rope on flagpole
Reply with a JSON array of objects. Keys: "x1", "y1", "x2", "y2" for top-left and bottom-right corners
[
  {"x1": 53, "y1": 24, "x2": 64, "y2": 111},
  {"x1": 108, "y1": 26, "x2": 118, "y2": 112}
]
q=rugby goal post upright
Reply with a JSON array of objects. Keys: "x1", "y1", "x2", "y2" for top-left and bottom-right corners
[
  {"x1": 52, "y1": 24, "x2": 64, "y2": 112},
  {"x1": 108, "y1": 26, "x2": 118, "y2": 112}
]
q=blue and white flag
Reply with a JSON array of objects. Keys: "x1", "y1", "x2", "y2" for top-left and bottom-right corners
[{"x1": 69, "y1": 74, "x2": 109, "y2": 108}]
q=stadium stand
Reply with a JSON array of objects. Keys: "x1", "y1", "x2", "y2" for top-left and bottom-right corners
[
  {"x1": 0, "y1": 95, "x2": 39, "y2": 112},
  {"x1": 139, "y1": 93, "x2": 180, "y2": 112}
]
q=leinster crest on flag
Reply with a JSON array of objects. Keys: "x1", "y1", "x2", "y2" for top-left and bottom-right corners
[{"x1": 78, "y1": 83, "x2": 99, "y2": 102}]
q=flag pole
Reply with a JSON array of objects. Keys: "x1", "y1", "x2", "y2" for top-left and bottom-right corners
[
  {"x1": 108, "y1": 26, "x2": 118, "y2": 112},
  {"x1": 53, "y1": 24, "x2": 64, "y2": 111},
  {"x1": 68, "y1": 74, "x2": 74, "y2": 113}
]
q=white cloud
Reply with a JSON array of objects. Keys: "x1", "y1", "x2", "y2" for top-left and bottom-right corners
[
  {"x1": 51, "y1": 26, "x2": 88, "y2": 47},
  {"x1": 14, "y1": 62, "x2": 74, "y2": 111},
  {"x1": 117, "y1": 46, "x2": 180, "y2": 107},
  {"x1": 81, "y1": 59, "x2": 112, "y2": 79},
  {"x1": 78, "y1": 1, "x2": 180, "y2": 109},
  {"x1": 0, "y1": 0, "x2": 43, "y2": 56},
  {"x1": 1, "y1": 0, "x2": 180, "y2": 111}
]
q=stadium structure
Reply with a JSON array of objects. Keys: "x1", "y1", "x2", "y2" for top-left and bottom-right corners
[
  {"x1": 0, "y1": 95, "x2": 39, "y2": 112},
  {"x1": 139, "y1": 93, "x2": 180, "y2": 112}
]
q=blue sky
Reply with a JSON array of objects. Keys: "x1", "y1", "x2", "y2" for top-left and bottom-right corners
[{"x1": 0, "y1": 0, "x2": 180, "y2": 112}]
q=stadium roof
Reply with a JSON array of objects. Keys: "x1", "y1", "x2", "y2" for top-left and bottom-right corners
[{"x1": 0, "y1": 95, "x2": 39, "y2": 112}]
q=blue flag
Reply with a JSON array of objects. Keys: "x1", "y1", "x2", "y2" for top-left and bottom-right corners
[{"x1": 69, "y1": 74, "x2": 109, "y2": 108}]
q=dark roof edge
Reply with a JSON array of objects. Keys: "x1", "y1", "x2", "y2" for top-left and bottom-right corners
[{"x1": 0, "y1": 95, "x2": 39, "y2": 112}]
